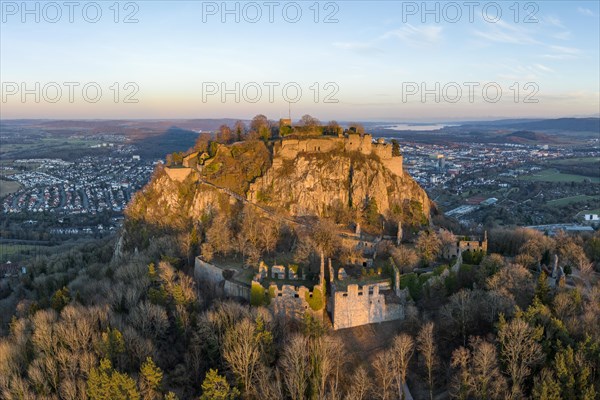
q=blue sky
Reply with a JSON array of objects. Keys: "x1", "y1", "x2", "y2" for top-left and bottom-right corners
[{"x1": 1, "y1": 1, "x2": 599, "y2": 121}]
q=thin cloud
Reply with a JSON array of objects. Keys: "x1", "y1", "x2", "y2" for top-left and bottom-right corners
[
  {"x1": 380, "y1": 24, "x2": 443, "y2": 46},
  {"x1": 543, "y1": 16, "x2": 565, "y2": 28},
  {"x1": 553, "y1": 31, "x2": 572, "y2": 40},
  {"x1": 549, "y1": 45, "x2": 580, "y2": 54},
  {"x1": 334, "y1": 23, "x2": 443, "y2": 53},
  {"x1": 541, "y1": 45, "x2": 582, "y2": 60},
  {"x1": 332, "y1": 41, "x2": 384, "y2": 55},
  {"x1": 496, "y1": 63, "x2": 554, "y2": 81},
  {"x1": 535, "y1": 64, "x2": 554, "y2": 73},
  {"x1": 577, "y1": 7, "x2": 595, "y2": 17},
  {"x1": 472, "y1": 20, "x2": 539, "y2": 45}
]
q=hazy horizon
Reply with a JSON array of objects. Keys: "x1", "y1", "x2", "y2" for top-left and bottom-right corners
[{"x1": 2, "y1": 1, "x2": 599, "y2": 120}]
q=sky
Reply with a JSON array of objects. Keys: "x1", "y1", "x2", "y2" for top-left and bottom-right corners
[{"x1": 1, "y1": 0, "x2": 599, "y2": 121}]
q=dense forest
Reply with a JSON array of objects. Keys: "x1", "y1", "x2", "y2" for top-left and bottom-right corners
[{"x1": 1, "y1": 221, "x2": 599, "y2": 399}]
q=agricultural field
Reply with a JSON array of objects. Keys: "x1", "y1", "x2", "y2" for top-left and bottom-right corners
[
  {"x1": 0, "y1": 179, "x2": 22, "y2": 198},
  {"x1": 0, "y1": 135, "x2": 112, "y2": 162},
  {"x1": 550, "y1": 157, "x2": 600, "y2": 165},
  {"x1": 520, "y1": 168, "x2": 600, "y2": 183},
  {"x1": 0, "y1": 243, "x2": 47, "y2": 263},
  {"x1": 547, "y1": 194, "x2": 600, "y2": 207}
]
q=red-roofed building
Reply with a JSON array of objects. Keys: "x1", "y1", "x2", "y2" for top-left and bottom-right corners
[
  {"x1": 466, "y1": 196, "x2": 486, "y2": 205},
  {"x1": 0, "y1": 261, "x2": 26, "y2": 278}
]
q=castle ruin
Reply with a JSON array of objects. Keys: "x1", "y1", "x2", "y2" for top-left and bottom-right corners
[
  {"x1": 272, "y1": 133, "x2": 403, "y2": 176},
  {"x1": 194, "y1": 253, "x2": 408, "y2": 331},
  {"x1": 442, "y1": 232, "x2": 488, "y2": 259},
  {"x1": 164, "y1": 131, "x2": 404, "y2": 182}
]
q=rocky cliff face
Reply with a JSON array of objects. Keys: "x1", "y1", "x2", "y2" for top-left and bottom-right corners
[
  {"x1": 126, "y1": 143, "x2": 431, "y2": 236},
  {"x1": 248, "y1": 152, "x2": 430, "y2": 218}
]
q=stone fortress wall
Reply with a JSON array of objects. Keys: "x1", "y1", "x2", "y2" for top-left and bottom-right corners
[
  {"x1": 442, "y1": 233, "x2": 488, "y2": 259},
  {"x1": 194, "y1": 255, "x2": 406, "y2": 330},
  {"x1": 164, "y1": 167, "x2": 193, "y2": 182},
  {"x1": 329, "y1": 282, "x2": 405, "y2": 330},
  {"x1": 267, "y1": 283, "x2": 324, "y2": 321},
  {"x1": 194, "y1": 257, "x2": 250, "y2": 299},
  {"x1": 165, "y1": 133, "x2": 404, "y2": 182},
  {"x1": 326, "y1": 259, "x2": 407, "y2": 330},
  {"x1": 194, "y1": 256, "x2": 323, "y2": 319},
  {"x1": 273, "y1": 134, "x2": 404, "y2": 176}
]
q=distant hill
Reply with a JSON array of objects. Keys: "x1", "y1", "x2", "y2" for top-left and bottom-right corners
[
  {"x1": 132, "y1": 127, "x2": 200, "y2": 159},
  {"x1": 504, "y1": 118, "x2": 600, "y2": 132},
  {"x1": 503, "y1": 130, "x2": 556, "y2": 144},
  {"x1": 460, "y1": 118, "x2": 600, "y2": 133}
]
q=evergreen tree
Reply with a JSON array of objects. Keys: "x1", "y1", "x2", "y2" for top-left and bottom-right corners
[
  {"x1": 391, "y1": 139, "x2": 401, "y2": 156},
  {"x1": 364, "y1": 198, "x2": 380, "y2": 227},
  {"x1": 87, "y1": 359, "x2": 140, "y2": 400},
  {"x1": 532, "y1": 369, "x2": 561, "y2": 400},
  {"x1": 100, "y1": 327, "x2": 126, "y2": 363},
  {"x1": 535, "y1": 272, "x2": 551, "y2": 304},
  {"x1": 140, "y1": 357, "x2": 163, "y2": 400},
  {"x1": 165, "y1": 392, "x2": 179, "y2": 400},
  {"x1": 553, "y1": 345, "x2": 597, "y2": 400},
  {"x1": 51, "y1": 286, "x2": 71, "y2": 312},
  {"x1": 200, "y1": 369, "x2": 239, "y2": 400}
]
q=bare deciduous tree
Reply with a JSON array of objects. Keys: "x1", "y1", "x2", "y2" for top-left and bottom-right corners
[
  {"x1": 439, "y1": 228, "x2": 457, "y2": 257},
  {"x1": 470, "y1": 338, "x2": 507, "y2": 400},
  {"x1": 348, "y1": 122, "x2": 365, "y2": 135},
  {"x1": 417, "y1": 322, "x2": 437, "y2": 400},
  {"x1": 450, "y1": 346, "x2": 471, "y2": 400},
  {"x1": 194, "y1": 132, "x2": 212, "y2": 152},
  {"x1": 299, "y1": 114, "x2": 321, "y2": 128},
  {"x1": 206, "y1": 215, "x2": 233, "y2": 257},
  {"x1": 280, "y1": 334, "x2": 311, "y2": 400},
  {"x1": 391, "y1": 333, "x2": 414, "y2": 400},
  {"x1": 260, "y1": 219, "x2": 280, "y2": 258},
  {"x1": 216, "y1": 124, "x2": 234, "y2": 144},
  {"x1": 312, "y1": 219, "x2": 339, "y2": 258},
  {"x1": 255, "y1": 364, "x2": 284, "y2": 400},
  {"x1": 442, "y1": 289, "x2": 476, "y2": 346},
  {"x1": 128, "y1": 301, "x2": 169, "y2": 340},
  {"x1": 391, "y1": 246, "x2": 419, "y2": 273},
  {"x1": 31, "y1": 309, "x2": 58, "y2": 356},
  {"x1": 416, "y1": 230, "x2": 442, "y2": 265},
  {"x1": 373, "y1": 351, "x2": 395, "y2": 400},
  {"x1": 451, "y1": 338, "x2": 508, "y2": 400},
  {"x1": 223, "y1": 318, "x2": 262, "y2": 396},
  {"x1": 310, "y1": 335, "x2": 345, "y2": 399},
  {"x1": 487, "y1": 264, "x2": 534, "y2": 309},
  {"x1": 518, "y1": 231, "x2": 555, "y2": 265},
  {"x1": 498, "y1": 317, "x2": 544, "y2": 399},
  {"x1": 344, "y1": 366, "x2": 371, "y2": 400}
]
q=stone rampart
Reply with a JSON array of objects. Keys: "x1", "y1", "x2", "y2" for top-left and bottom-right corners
[
  {"x1": 382, "y1": 155, "x2": 403, "y2": 176},
  {"x1": 272, "y1": 135, "x2": 402, "y2": 176},
  {"x1": 194, "y1": 257, "x2": 250, "y2": 299},
  {"x1": 331, "y1": 282, "x2": 405, "y2": 330},
  {"x1": 269, "y1": 284, "x2": 312, "y2": 320},
  {"x1": 443, "y1": 237, "x2": 488, "y2": 259},
  {"x1": 165, "y1": 167, "x2": 192, "y2": 182}
]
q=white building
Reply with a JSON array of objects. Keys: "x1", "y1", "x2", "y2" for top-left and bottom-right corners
[{"x1": 584, "y1": 214, "x2": 599, "y2": 221}]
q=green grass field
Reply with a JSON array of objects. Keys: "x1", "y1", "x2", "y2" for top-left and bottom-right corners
[
  {"x1": 0, "y1": 244, "x2": 45, "y2": 262},
  {"x1": 520, "y1": 169, "x2": 600, "y2": 183},
  {"x1": 0, "y1": 137, "x2": 106, "y2": 160},
  {"x1": 0, "y1": 179, "x2": 22, "y2": 197},
  {"x1": 550, "y1": 157, "x2": 600, "y2": 165},
  {"x1": 547, "y1": 195, "x2": 600, "y2": 207}
]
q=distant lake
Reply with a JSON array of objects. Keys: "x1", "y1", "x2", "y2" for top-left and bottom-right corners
[{"x1": 380, "y1": 124, "x2": 456, "y2": 131}]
